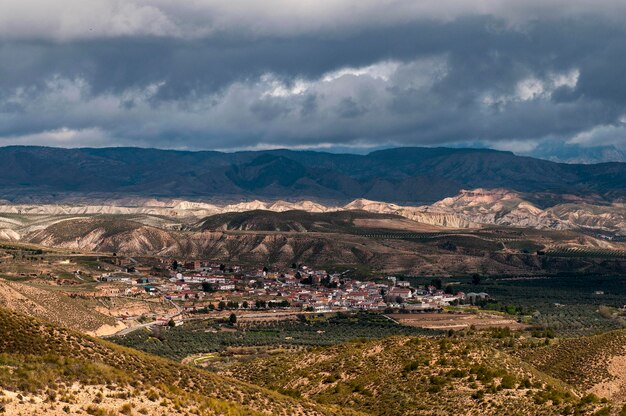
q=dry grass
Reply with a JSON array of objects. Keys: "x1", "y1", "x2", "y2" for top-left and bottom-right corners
[
  {"x1": 522, "y1": 330, "x2": 626, "y2": 405},
  {"x1": 0, "y1": 307, "x2": 362, "y2": 416},
  {"x1": 224, "y1": 336, "x2": 604, "y2": 415},
  {"x1": 388, "y1": 312, "x2": 530, "y2": 330}
]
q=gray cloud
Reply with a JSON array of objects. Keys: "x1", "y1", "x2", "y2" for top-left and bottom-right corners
[
  {"x1": 0, "y1": 4, "x2": 625, "y2": 152},
  {"x1": 4, "y1": 1, "x2": 626, "y2": 40}
]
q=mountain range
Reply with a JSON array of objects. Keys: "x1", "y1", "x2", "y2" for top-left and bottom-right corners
[
  {"x1": 524, "y1": 143, "x2": 626, "y2": 164},
  {"x1": 1, "y1": 188, "x2": 625, "y2": 238},
  {"x1": 1, "y1": 145, "x2": 626, "y2": 204}
]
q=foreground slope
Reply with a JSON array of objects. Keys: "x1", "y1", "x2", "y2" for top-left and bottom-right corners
[
  {"x1": 522, "y1": 330, "x2": 626, "y2": 404},
  {"x1": 0, "y1": 308, "x2": 360, "y2": 416},
  {"x1": 224, "y1": 336, "x2": 607, "y2": 416}
]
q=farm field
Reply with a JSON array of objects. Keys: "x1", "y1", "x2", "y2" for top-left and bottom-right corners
[
  {"x1": 470, "y1": 275, "x2": 626, "y2": 336},
  {"x1": 404, "y1": 274, "x2": 626, "y2": 337},
  {"x1": 388, "y1": 312, "x2": 529, "y2": 330},
  {"x1": 112, "y1": 312, "x2": 441, "y2": 361},
  {"x1": 181, "y1": 345, "x2": 305, "y2": 372},
  {"x1": 546, "y1": 246, "x2": 626, "y2": 258}
]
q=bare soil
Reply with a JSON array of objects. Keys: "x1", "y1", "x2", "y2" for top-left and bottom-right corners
[{"x1": 388, "y1": 312, "x2": 530, "y2": 330}]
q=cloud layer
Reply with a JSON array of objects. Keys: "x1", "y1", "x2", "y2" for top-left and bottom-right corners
[{"x1": 1, "y1": 1, "x2": 626, "y2": 151}]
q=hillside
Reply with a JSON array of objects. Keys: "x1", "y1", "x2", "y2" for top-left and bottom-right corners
[
  {"x1": 0, "y1": 307, "x2": 360, "y2": 415},
  {"x1": 1, "y1": 213, "x2": 623, "y2": 276},
  {"x1": 197, "y1": 210, "x2": 431, "y2": 233},
  {"x1": 522, "y1": 330, "x2": 626, "y2": 404},
  {"x1": 0, "y1": 146, "x2": 625, "y2": 204},
  {"x1": 20, "y1": 217, "x2": 437, "y2": 272},
  {"x1": 1, "y1": 188, "x2": 626, "y2": 239},
  {"x1": 0, "y1": 279, "x2": 121, "y2": 336},
  {"x1": 224, "y1": 336, "x2": 607, "y2": 415}
]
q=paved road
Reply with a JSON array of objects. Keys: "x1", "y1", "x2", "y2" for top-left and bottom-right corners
[
  {"x1": 106, "y1": 298, "x2": 182, "y2": 337},
  {"x1": 112, "y1": 320, "x2": 159, "y2": 337}
]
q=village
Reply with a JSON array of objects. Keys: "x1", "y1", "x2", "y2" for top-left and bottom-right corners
[{"x1": 61, "y1": 256, "x2": 490, "y2": 330}]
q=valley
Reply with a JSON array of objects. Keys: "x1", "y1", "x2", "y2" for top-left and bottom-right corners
[
  {"x1": 4, "y1": 0, "x2": 626, "y2": 409},
  {"x1": 0, "y1": 150, "x2": 625, "y2": 415},
  {"x1": 1, "y1": 203, "x2": 626, "y2": 414}
]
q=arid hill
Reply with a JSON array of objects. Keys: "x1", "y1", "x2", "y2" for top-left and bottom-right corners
[
  {"x1": 4, "y1": 211, "x2": 626, "y2": 276},
  {"x1": 0, "y1": 279, "x2": 120, "y2": 335},
  {"x1": 522, "y1": 329, "x2": 626, "y2": 405},
  {"x1": 1, "y1": 188, "x2": 626, "y2": 241},
  {"x1": 196, "y1": 210, "x2": 428, "y2": 232},
  {"x1": 0, "y1": 307, "x2": 360, "y2": 415},
  {"x1": 224, "y1": 335, "x2": 608, "y2": 415}
]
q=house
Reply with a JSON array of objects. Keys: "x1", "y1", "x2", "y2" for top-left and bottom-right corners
[
  {"x1": 184, "y1": 261, "x2": 202, "y2": 270},
  {"x1": 346, "y1": 291, "x2": 367, "y2": 301},
  {"x1": 144, "y1": 285, "x2": 158, "y2": 294},
  {"x1": 125, "y1": 287, "x2": 143, "y2": 295},
  {"x1": 96, "y1": 285, "x2": 123, "y2": 297},
  {"x1": 388, "y1": 287, "x2": 412, "y2": 300},
  {"x1": 465, "y1": 292, "x2": 489, "y2": 304},
  {"x1": 218, "y1": 283, "x2": 235, "y2": 291},
  {"x1": 312, "y1": 303, "x2": 331, "y2": 312},
  {"x1": 204, "y1": 276, "x2": 227, "y2": 284},
  {"x1": 165, "y1": 293, "x2": 185, "y2": 301}
]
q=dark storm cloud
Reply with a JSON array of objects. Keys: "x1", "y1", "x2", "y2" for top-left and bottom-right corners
[{"x1": 1, "y1": 2, "x2": 626, "y2": 151}]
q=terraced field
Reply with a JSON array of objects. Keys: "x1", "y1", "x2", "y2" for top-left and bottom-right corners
[{"x1": 547, "y1": 246, "x2": 626, "y2": 258}]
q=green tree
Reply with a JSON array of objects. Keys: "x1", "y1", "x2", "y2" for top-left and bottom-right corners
[
  {"x1": 229, "y1": 313, "x2": 237, "y2": 325},
  {"x1": 472, "y1": 274, "x2": 481, "y2": 285}
]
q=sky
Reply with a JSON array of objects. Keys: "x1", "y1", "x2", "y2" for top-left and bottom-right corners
[{"x1": 1, "y1": 1, "x2": 626, "y2": 155}]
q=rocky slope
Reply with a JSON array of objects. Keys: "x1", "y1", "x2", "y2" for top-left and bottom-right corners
[
  {"x1": 347, "y1": 190, "x2": 626, "y2": 235},
  {"x1": 2, "y1": 188, "x2": 626, "y2": 242},
  {"x1": 429, "y1": 189, "x2": 570, "y2": 230},
  {"x1": 548, "y1": 203, "x2": 626, "y2": 236},
  {"x1": 9, "y1": 212, "x2": 626, "y2": 276},
  {"x1": 22, "y1": 217, "x2": 419, "y2": 268}
]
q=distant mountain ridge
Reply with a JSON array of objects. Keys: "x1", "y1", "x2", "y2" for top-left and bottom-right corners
[
  {"x1": 0, "y1": 145, "x2": 625, "y2": 204},
  {"x1": 524, "y1": 143, "x2": 626, "y2": 164}
]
